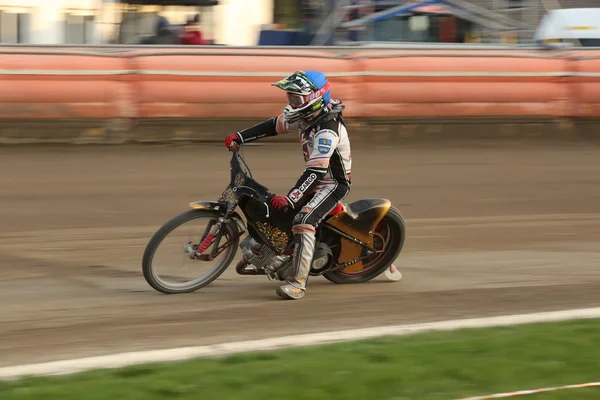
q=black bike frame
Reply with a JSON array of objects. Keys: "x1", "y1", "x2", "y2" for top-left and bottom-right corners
[{"x1": 212, "y1": 145, "x2": 377, "y2": 269}]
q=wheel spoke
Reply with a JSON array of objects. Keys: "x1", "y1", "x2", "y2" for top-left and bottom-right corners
[{"x1": 142, "y1": 211, "x2": 240, "y2": 293}]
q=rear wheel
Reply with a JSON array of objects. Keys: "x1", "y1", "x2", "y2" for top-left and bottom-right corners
[
  {"x1": 323, "y1": 206, "x2": 405, "y2": 284},
  {"x1": 142, "y1": 209, "x2": 240, "y2": 294}
]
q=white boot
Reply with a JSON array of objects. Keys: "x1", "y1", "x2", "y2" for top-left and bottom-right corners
[{"x1": 276, "y1": 228, "x2": 315, "y2": 300}]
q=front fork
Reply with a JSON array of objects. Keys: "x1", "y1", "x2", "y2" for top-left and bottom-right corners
[
  {"x1": 197, "y1": 220, "x2": 221, "y2": 254},
  {"x1": 184, "y1": 213, "x2": 244, "y2": 261}
]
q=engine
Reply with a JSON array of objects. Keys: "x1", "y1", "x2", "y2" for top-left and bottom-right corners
[
  {"x1": 239, "y1": 236, "x2": 290, "y2": 272},
  {"x1": 239, "y1": 235, "x2": 333, "y2": 277}
]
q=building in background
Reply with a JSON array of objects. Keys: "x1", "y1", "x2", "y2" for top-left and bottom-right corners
[
  {"x1": 0, "y1": 0, "x2": 274, "y2": 46},
  {"x1": 0, "y1": 0, "x2": 99, "y2": 44},
  {"x1": 1, "y1": 0, "x2": 596, "y2": 46}
]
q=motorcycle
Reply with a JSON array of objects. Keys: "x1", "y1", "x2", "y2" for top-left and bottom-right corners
[{"x1": 142, "y1": 143, "x2": 406, "y2": 294}]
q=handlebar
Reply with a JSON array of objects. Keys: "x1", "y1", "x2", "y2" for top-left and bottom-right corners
[{"x1": 227, "y1": 141, "x2": 289, "y2": 215}]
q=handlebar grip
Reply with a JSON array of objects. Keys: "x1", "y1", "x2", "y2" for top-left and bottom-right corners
[{"x1": 266, "y1": 194, "x2": 291, "y2": 213}]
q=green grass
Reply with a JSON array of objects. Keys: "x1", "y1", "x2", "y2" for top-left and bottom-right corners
[{"x1": 1, "y1": 318, "x2": 599, "y2": 400}]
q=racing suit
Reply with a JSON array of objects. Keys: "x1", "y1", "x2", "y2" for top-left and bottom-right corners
[{"x1": 233, "y1": 103, "x2": 352, "y2": 298}]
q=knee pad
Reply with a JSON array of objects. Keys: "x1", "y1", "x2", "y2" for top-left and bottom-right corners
[{"x1": 292, "y1": 223, "x2": 316, "y2": 235}]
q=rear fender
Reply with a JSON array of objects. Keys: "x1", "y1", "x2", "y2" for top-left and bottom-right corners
[
  {"x1": 324, "y1": 199, "x2": 391, "y2": 272},
  {"x1": 326, "y1": 199, "x2": 391, "y2": 241}
]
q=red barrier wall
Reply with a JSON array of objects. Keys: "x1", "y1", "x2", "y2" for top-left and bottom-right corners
[
  {"x1": 0, "y1": 47, "x2": 598, "y2": 120},
  {"x1": 0, "y1": 49, "x2": 133, "y2": 119},
  {"x1": 569, "y1": 50, "x2": 600, "y2": 118},
  {"x1": 127, "y1": 48, "x2": 356, "y2": 118},
  {"x1": 353, "y1": 50, "x2": 569, "y2": 118}
]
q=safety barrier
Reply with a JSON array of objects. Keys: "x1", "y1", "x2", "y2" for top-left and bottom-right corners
[
  {"x1": 0, "y1": 48, "x2": 134, "y2": 120},
  {"x1": 348, "y1": 49, "x2": 570, "y2": 118},
  {"x1": 127, "y1": 48, "x2": 357, "y2": 118},
  {"x1": 567, "y1": 50, "x2": 600, "y2": 118},
  {"x1": 0, "y1": 46, "x2": 598, "y2": 121},
  {"x1": 0, "y1": 46, "x2": 599, "y2": 143}
]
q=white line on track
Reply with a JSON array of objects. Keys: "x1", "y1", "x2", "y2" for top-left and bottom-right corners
[{"x1": 1, "y1": 307, "x2": 599, "y2": 381}]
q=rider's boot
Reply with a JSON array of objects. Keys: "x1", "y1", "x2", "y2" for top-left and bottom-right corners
[{"x1": 276, "y1": 227, "x2": 315, "y2": 300}]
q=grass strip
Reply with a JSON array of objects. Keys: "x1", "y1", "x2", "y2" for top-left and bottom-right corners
[{"x1": 1, "y1": 318, "x2": 599, "y2": 400}]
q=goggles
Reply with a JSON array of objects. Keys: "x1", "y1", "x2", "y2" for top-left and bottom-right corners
[{"x1": 286, "y1": 81, "x2": 330, "y2": 109}]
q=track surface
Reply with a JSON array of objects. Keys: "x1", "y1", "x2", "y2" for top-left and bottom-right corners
[{"x1": 1, "y1": 141, "x2": 599, "y2": 367}]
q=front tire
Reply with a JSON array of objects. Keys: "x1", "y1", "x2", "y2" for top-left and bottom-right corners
[
  {"x1": 142, "y1": 209, "x2": 240, "y2": 294},
  {"x1": 323, "y1": 205, "x2": 406, "y2": 284}
]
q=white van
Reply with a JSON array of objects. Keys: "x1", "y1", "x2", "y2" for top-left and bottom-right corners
[{"x1": 534, "y1": 8, "x2": 600, "y2": 47}]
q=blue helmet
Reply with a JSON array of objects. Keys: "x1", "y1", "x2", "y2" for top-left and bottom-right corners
[{"x1": 272, "y1": 70, "x2": 331, "y2": 123}]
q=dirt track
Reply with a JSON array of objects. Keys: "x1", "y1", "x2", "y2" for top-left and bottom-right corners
[{"x1": 1, "y1": 141, "x2": 599, "y2": 367}]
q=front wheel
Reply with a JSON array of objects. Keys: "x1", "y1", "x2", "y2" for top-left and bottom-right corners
[
  {"x1": 323, "y1": 205, "x2": 406, "y2": 284},
  {"x1": 142, "y1": 209, "x2": 240, "y2": 294}
]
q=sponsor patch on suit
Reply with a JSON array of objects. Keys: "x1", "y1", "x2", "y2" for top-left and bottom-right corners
[{"x1": 317, "y1": 138, "x2": 332, "y2": 154}]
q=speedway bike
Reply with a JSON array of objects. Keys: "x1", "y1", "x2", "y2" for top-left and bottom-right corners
[{"x1": 142, "y1": 143, "x2": 406, "y2": 294}]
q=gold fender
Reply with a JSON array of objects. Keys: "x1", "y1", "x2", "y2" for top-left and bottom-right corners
[{"x1": 325, "y1": 199, "x2": 391, "y2": 273}]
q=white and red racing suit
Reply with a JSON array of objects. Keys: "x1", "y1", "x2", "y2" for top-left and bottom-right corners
[{"x1": 234, "y1": 103, "x2": 352, "y2": 291}]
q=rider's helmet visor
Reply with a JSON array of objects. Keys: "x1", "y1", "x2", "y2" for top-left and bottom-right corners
[
  {"x1": 285, "y1": 81, "x2": 330, "y2": 109},
  {"x1": 286, "y1": 92, "x2": 305, "y2": 109}
]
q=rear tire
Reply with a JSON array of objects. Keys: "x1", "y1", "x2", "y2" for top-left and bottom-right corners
[
  {"x1": 323, "y1": 205, "x2": 405, "y2": 284},
  {"x1": 142, "y1": 209, "x2": 240, "y2": 294}
]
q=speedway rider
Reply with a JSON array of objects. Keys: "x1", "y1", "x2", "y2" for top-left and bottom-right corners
[{"x1": 224, "y1": 70, "x2": 352, "y2": 300}]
